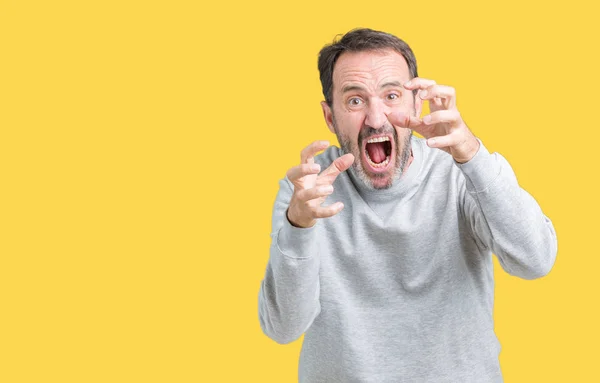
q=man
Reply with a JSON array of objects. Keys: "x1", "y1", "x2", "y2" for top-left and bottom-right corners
[{"x1": 258, "y1": 28, "x2": 557, "y2": 382}]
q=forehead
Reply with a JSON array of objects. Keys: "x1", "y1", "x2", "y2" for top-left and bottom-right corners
[{"x1": 332, "y1": 49, "x2": 410, "y2": 91}]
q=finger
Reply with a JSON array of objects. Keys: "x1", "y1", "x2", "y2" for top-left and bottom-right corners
[
  {"x1": 313, "y1": 202, "x2": 345, "y2": 219},
  {"x1": 428, "y1": 96, "x2": 444, "y2": 111},
  {"x1": 426, "y1": 131, "x2": 463, "y2": 149},
  {"x1": 301, "y1": 140, "x2": 330, "y2": 164},
  {"x1": 296, "y1": 185, "x2": 334, "y2": 202},
  {"x1": 422, "y1": 110, "x2": 461, "y2": 126},
  {"x1": 286, "y1": 163, "x2": 322, "y2": 182},
  {"x1": 319, "y1": 153, "x2": 354, "y2": 180},
  {"x1": 386, "y1": 110, "x2": 430, "y2": 138},
  {"x1": 386, "y1": 111, "x2": 422, "y2": 129},
  {"x1": 418, "y1": 85, "x2": 456, "y2": 109},
  {"x1": 403, "y1": 77, "x2": 436, "y2": 90}
]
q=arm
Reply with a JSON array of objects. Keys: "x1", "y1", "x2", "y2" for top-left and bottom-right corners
[
  {"x1": 391, "y1": 78, "x2": 557, "y2": 279},
  {"x1": 458, "y1": 141, "x2": 558, "y2": 279},
  {"x1": 258, "y1": 142, "x2": 354, "y2": 344},
  {"x1": 258, "y1": 177, "x2": 321, "y2": 344}
]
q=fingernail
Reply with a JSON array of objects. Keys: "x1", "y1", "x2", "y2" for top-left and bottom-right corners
[
  {"x1": 428, "y1": 138, "x2": 436, "y2": 146},
  {"x1": 423, "y1": 115, "x2": 432, "y2": 124},
  {"x1": 404, "y1": 80, "x2": 412, "y2": 87},
  {"x1": 420, "y1": 90, "x2": 428, "y2": 98},
  {"x1": 320, "y1": 140, "x2": 329, "y2": 146},
  {"x1": 311, "y1": 164, "x2": 321, "y2": 172}
]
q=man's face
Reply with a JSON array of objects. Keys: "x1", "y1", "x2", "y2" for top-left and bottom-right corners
[{"x1": 321, "y1": 49, "x2": 422, "y2": 190}]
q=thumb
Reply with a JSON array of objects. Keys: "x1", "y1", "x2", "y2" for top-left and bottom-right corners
[
  {"x1": 386, "y1": 111, "x2": 421, "y2": 129},
  {"x1": 320, "y1": 153, "x2": 354, "y2": 179}
]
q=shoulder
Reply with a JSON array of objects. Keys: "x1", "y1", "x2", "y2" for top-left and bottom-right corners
[
  {"x1": 415, "y1": 137, "x2": 452, "y2": 170},
  {"x1": 415, "y1": 136, "x2": 464, "y2": 182}
]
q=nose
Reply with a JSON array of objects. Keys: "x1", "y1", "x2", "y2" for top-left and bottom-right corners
[{"x1": 364, "y1": 98, "x2": 391, "y2": 130}]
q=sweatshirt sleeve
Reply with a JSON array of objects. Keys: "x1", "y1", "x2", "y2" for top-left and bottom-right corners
[
  {"x1": 457, "y1": 140, "x2": 558, "y2": 280},
  {"x1": 258, "y1": 176, "x2": 322, "y2": 344}
]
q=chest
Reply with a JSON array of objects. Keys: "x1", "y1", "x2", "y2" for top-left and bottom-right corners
[{"x1": 317, "y1": 186, "x2": 471, "y2": 303}]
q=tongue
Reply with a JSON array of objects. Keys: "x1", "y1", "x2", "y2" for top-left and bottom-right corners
[{"x1": 366, "y1": 142, "x2": 386, "y2": 163}]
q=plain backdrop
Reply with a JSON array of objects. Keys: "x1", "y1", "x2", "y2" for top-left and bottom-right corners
[{"x1": 1, "y1": 0, "x2": 598, "y2": 381}]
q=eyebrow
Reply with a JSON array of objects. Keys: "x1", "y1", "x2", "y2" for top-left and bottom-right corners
[
  {"x1": 341, "y1": 85, "x2": 367, "y2": 94},
  {"x1": 379, "y1": 81, "x2": 403, "y2": 89},
  {"x1": 341, "y1": 81, "x2": 403, "y2": 94}
]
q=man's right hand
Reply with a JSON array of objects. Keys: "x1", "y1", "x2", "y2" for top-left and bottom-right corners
[{"x1": 286, "y1": 141, "x2": 354, "y2": 228}]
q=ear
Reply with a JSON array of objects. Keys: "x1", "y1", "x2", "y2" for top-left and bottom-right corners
[{"x1": 321, "y1": 101, "x2": 335, "y2": 134}]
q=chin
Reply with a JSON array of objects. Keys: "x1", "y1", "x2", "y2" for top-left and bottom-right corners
[
  {"x1": 371, "y1": 177, "x2": 395, "y2": 190},
  {"x1": 368, "y1": 172, "x2": 397, "y2": 190},
  {"x1": 356, "y1": 157, "x2": 398, "y2": 190}
]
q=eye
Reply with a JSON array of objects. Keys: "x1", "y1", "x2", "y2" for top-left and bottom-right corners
[
  {"x1": 348, "y1": 97, "x2": 363, "y2": 106},
  {"x1": 387, "y1": 93, "x2": 400, "y2": 101}
]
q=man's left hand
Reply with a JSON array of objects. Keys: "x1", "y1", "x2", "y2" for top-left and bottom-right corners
[{"x1": 387, "y1": 77, "x2": 480, "y2": 164}]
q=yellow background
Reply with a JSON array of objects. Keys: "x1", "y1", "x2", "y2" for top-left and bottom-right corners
[{"x1": 1, "y1": 0, "x2": 598, "y2": 381}]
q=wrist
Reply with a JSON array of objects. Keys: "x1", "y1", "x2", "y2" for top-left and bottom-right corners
[
  {"x1": 286, "y1": 207, "x2": 316, "y2": 228},
  {"x1": 453, "y1": 137, "x2": 480, "y2": 164}
]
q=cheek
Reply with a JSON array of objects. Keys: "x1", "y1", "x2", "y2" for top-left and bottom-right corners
[
  {"x1": 394, "y1": 127, "x2": 412, "y2": 147},
  {"x1": 336, "y1": 110, "x2": 365, "y2": 133},
  {"x1": 392, "y1": 98, "x2": 415, "y2": 111}
]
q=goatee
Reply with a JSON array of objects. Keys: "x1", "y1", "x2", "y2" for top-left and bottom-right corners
[{"x1": 333, "y1": 117, "x2": 413, "y2": 190}]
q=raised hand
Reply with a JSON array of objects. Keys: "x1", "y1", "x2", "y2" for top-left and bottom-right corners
[
  {"x1": 286, "y1": 141, "x2": 354, "y2": 228},
  {"x1": 387, "y1": 78, "x2": 480, "y2": 164}
]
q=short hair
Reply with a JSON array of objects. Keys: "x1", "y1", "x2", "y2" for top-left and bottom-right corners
[{"x1": 318, "y1": 28, "x2": 418, "y2": 106}]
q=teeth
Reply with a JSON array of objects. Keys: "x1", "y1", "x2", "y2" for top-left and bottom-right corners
[{"x1": 367, "y1": 136, "x2": 390, "y2": 143}]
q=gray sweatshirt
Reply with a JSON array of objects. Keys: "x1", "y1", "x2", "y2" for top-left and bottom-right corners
[{"x1": 258, "y1": 137, "x2": 557, "y2": 383}]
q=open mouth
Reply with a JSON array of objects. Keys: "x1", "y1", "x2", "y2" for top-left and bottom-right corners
[{"x1": 364, "y1": 136, "x2": 392, "y2": 169}]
